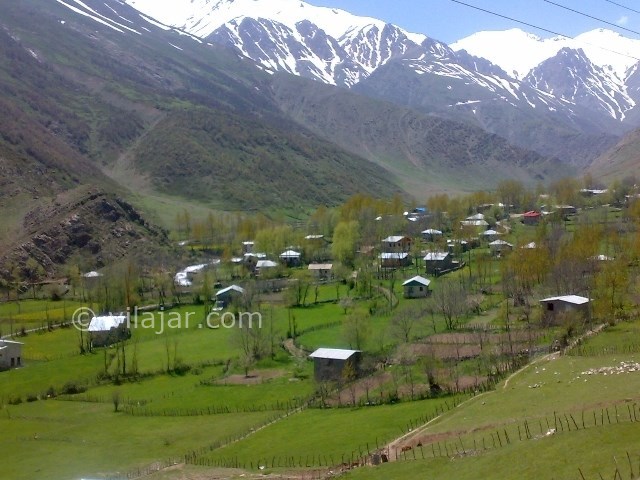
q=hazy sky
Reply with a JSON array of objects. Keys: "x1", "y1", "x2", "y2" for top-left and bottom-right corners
[{"x1": 311, "y1": 0, "x2": 640, "y2": 44}]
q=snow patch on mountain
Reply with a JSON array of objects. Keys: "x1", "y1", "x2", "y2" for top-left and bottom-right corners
[{"x1": 452, "y1": 28, "x2": 640, "y2": 82}]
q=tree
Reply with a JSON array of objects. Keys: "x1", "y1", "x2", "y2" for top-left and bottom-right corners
[
  {"x1": 331, "y1": 221, "x2": 360, "y2": 267},
  {"x1": 341, "y1": 359, "x2": 358, "y2": 405},
  {"x1": 432, "y1": 278, "x2": 468, "y2": 330},
  {"x1": 24, "y1": 258, "x2": 45, "y2": 299},
  {"x1": 389, "y1": 306, "x2": 422, "y2": 344},
  {"x1": 343, "y1": 311, "x2": 371, "y2": 350}
]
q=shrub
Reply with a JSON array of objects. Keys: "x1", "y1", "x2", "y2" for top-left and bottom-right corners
[{"x1": 62, "y1": 381, "x2": 87, "y2": 395}]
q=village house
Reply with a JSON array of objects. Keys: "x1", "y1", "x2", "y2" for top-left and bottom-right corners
[
  {"x1": 88, "y1": 314, "x2": 129, "y2": 348},
  {"x1": 215, "y1": 285, "x2": 245, "y2": 308},
  {"x1": 556, "y1": 205, "x2": 578, "y2": 217},
  {"x1": 522, "y1": 211, "x2": 542, "y2": 226},
  {"x1": 308, "y1": 263, "x2": 333, "y2": 280},
  {"x1": 381, "y1": 235, "x2": 412, "y2": 253},
  {"x1": 481, "y1": 229, "x2": 499, "y2": 242},
  {"x1": 540, "y1": 295, "x2": 590, "y2": 324},
  {"x1": 402, "y1": 275, "x2": 431, "y2": 298},
  {"x1": 489, "y1": 239, "x2": 513, "y2": 256},
  {"x1": 255, "y1": 259, "x2": 278, "y2": 276},
  {"x1": 446, "y1": 238, "x2": 470, "y2": 253},
  {"x1": 424, "y1": 251, "x2": 453, "y2": 275},
  {"x1": 279, "y1": 249, "x2": 302, "y2": 267},
  {"x1": 309, "y1": 347, "x2": 361, "y2": 382},
  {"x1": 421, "y1": 229, "x2": 443, "y2": 242},
  {"x1": 461, "y1": 213, "x2": 489, "y2": 229},
  {"x1": 242, "y1": 241, "x2": 255, "y2": 254},
  {"x1": 0, "y1": 339, "x2": 23, "y2": 370},
  {"x1": 379, "y1": 252, "x2": 412, "y2": 268}
]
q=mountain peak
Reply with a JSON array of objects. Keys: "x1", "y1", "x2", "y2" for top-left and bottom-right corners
[{"x1": 125, "y1": 0, "x2": 426, "y2": 45}]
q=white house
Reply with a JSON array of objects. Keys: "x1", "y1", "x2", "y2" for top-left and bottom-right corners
[
  {"x1": 88, "y1": 314, "x2": 129, "y2": 348},
  {"x1": 402, "y1": 276, "x2": 431, "y2": 298},
  {"x1": 0, "y1": 339, "x2": 23, "y2": 370}
]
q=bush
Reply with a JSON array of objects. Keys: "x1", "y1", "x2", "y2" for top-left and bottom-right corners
[
  {"x1": 26, "y1": 394, "x2": 38, "y2": 402},
  {"x1": 173, "y1": 361, "x2": 191, "y2": 376},
  {"x1": 62, "y1": 381, "x2": 87, "y2": 395}
]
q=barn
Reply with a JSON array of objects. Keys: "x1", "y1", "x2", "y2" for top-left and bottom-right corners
[
  {"x1": 0, "y1": 339, "x2": 23, "y2": 370},
  {"x1": 309, "y1": 348, "x2": 361, "y2": 382},
  {"x1": 540, "y1": 295, "x2": 591, "y2": 324}
]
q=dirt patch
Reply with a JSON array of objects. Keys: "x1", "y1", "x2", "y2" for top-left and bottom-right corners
[{"x1": 215, "y1": 369, "x2": 286, "y2": 385}]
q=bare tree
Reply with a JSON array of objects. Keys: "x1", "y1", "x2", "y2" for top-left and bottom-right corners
[
  {"x1": 343, "y1": 311, "x2": 371, "y2": 350},
  {"x1": 432, "y1": 278, "x2": 468, "y2": 330},
  {"x1": 389, "y1": 306, "x2": 422, "y2": 344}
]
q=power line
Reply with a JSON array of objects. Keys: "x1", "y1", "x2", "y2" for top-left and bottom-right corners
[
  {"x1": 448, "y1": 0, "x2": 640, "y2": 62},
  {"x1": 604, "y1": 0, "x2": 640, "y2": 16},
  {"x1": 449, "y1": 0, "x2": 568, "y2": 38},
  {"x1": 544, "y1": 0, "x2": 640, "y2": 37}
]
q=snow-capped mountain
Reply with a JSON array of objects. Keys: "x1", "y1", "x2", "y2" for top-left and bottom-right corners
[
  {"x1": 123, "y1": 0, "x2": 428, "y2": 86},
  {"x1": 50, "y1": 0, "x2": 635, "y2": 165},
  {"x1": 453, "y1": 28, "x2": 640, "y2": 121}
]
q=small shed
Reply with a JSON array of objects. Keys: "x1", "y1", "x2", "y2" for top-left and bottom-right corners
[
  {"x1": 309, "y1": 348, "x2": 361, "y2": 382},
  {"x1": 540, "y1": 295, "x2": 590, "y2": 324},
  {"x1": 424, "y1": 252, "x2": 453, "y2": 275},
  {"x1": 308, "y1": 263, "x2": 333, "y2": 280},
  {"x1": 402, "y1": 275, "x2": 431, "y2": 298},
  {"x1": 215, "y1": 285, "x2": 245, "y2": 308},
  {"x1": 0, "y1": 339, "x2": 23, "y2": 370},
  {"x1": 381, "y1": 235, "x2": 412, "y2": 253},
  {"x1": 379, "y1": 252, "x2": 412, "y2": 268},
  {"x1": 88, "y1": 315, "x2": 129, "y2": 348}
]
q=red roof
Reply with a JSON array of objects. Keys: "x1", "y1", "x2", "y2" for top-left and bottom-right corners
[{"x1": 523, "y1": 211, "x2": 541, "y2": 217}]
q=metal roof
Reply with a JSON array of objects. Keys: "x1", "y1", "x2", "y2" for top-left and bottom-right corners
[
  {"x1": 216, "y1": 285, "x2": 245, "y2": 297},
  {"x1": 461, "y1": 220, "x2": 489, "y2": 226},
  {"x1": 308, "y1": 263, "x2": 333, "y2": 270},
  {"x1": 489, "y1": 240, "x2": 513, "y2": 246},
  {"x1": 379, "y1": 252, "x2": 409, "y2": 259},
  {"x1": 309, "y1": 348, "x2": 360, "y2": 360},
  {"x1": 424, "y1": 252, "x2": 449, "y2": 261},
  {"x1": 88, "y1": 315, "x2": 127, "y2": 332},
  {"x1": 256, "y1": 260, "x2": 278, "y2": 268},
  {"x1": 540, "y1": 295, "x2": 590, "y2": 305},
  {"x1": 421, "y1": 229, "x2": 442, "y2": 235},
  {"x1": 382, "y1": 236, "x2": 409, "y2": 243},
  {"x1": 402, "y1": 276, "x2": 431, "y2": 287},
  {"x1": 279, "y1": 250, "x2": 301, "y2": 258}
]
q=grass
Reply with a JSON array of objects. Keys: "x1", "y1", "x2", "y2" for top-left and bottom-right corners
[
  {"x1": 81, "y1": 363, "x2": 315, "y2": 414},
  {"x1": 343, "y1": 422, "x2": 640, "y2": 480},
  {"x1": 0, "y1": 399, "x2": 274, "y2": 480},
  {"x1": 198, "y1": 396, "x2": 465, "y2": 468},
  {"x1": 0, "y1": 299, "x2": 88, "y2": 331}
]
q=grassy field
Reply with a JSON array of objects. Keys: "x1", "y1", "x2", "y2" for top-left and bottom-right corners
[
  {"x1": 0, "y1": 399, "x2": 274, "y2": 480},
  {"x1": 1, "y1": 203, "x2": 638, "y2": 479}
]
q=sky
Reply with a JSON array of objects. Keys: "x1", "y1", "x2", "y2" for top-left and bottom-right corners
[{"x1": 311, "y1": 0, "x2": 640, "y2": 44}]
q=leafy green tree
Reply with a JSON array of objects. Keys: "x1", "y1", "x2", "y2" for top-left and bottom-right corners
[{"x1": 331, "y1": 220, "x2": 360, "y2": 267}]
